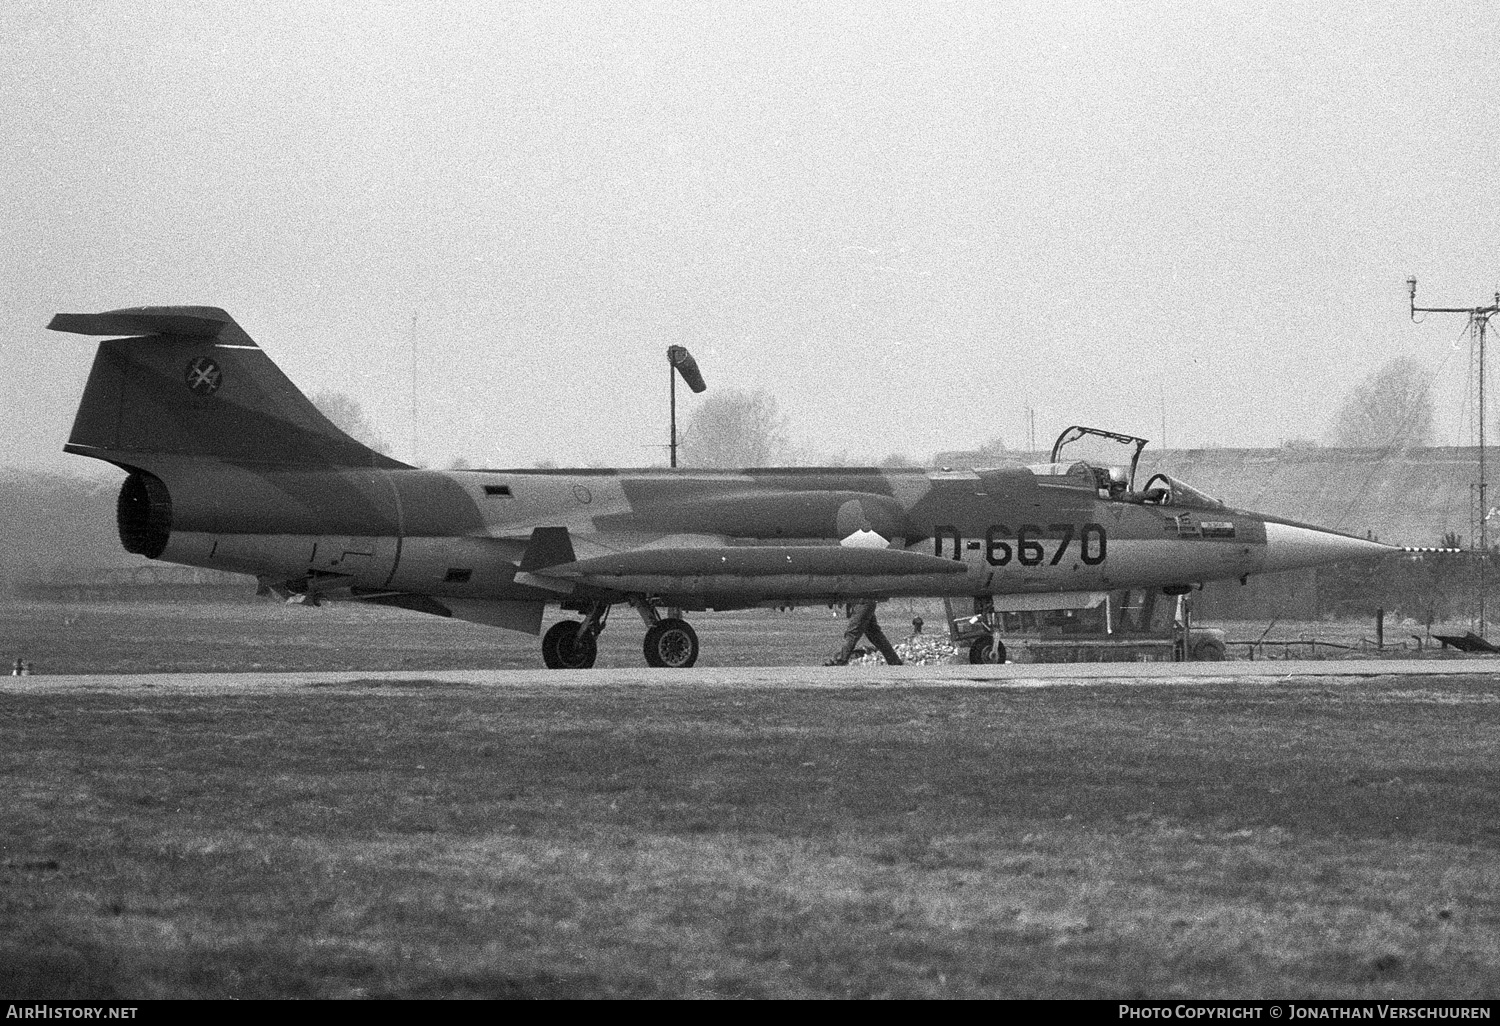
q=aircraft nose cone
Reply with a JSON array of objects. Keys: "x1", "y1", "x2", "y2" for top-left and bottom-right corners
[{"x1": 1261, "y1": 521, "x2": 1395, "y2": 573}]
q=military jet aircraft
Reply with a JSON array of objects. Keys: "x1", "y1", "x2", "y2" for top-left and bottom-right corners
[{"x1": 52, "y1": 306, "x2": 1392, "y2": 668}]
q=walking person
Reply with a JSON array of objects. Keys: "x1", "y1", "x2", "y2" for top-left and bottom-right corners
[{"x1": 824, "y1": 599, "x2": 903, "y2": 665}]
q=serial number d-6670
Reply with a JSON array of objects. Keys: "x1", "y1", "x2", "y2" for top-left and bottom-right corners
[{"x1": 932, "y1": 523, "x2": 1108, "y2": 567}]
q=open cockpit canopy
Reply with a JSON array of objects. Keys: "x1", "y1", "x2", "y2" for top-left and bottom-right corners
[
  {"x1": 1030, "y1": 426, "x2": 1224, "y2": 508},
  {"x1": 1026, "y1": 426, "x2": 1148, "y2": 498}
]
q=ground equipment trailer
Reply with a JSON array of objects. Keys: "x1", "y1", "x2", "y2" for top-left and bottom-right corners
[{"x1": 946, "y1": 589, "x2": 1228, "y2": 664}]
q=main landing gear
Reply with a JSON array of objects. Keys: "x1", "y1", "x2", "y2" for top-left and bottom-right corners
[
  {"x1": 539, "y1": 600, "x2": 702, "y2": 669},
  {"x1": 643, "y1": 617, "x2": 699, "y2": 668},
  {"x1": 541, "y1": 603, "x2": 607, "y2": 669}
]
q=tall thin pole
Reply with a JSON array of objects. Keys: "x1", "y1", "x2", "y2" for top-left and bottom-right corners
[
  {"x1": 409, "y1": 311, "x2": 419, "y2": 467},
  {"x1": 1408, "y1": 278, "x2": 1500, "y2": 634},
  {"x1": 1481, "y1": 315, "x2": 1488, "y2": 634},
  {"x1": 665, "y1": 345, "x2": 705, "y2": 467},
  {"x1": 669, "y1": 361, "x2": 678, "y2": 468}
]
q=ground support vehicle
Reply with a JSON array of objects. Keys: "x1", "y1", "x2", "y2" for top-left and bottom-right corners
[{"x1": 945, "y1": 589, "x2": 1228, "y2": 664}]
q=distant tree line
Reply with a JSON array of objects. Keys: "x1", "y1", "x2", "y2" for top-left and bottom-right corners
[
  {"x1": 677, "y1": 388, "x2": 1015, "y2": 469},
  {"x1": 311, "y1": 353, "x2": 1467, "y2": 473},
  {"x1": 1327, "y1": 356, "x2": 1434, "y2": 449},
  {"x1": 1314, "y1": 549, "x2": 1481, "y2": 626},
  {"x1": 311, "y1": 392, "x2": 393, "y2": 455},
  {"x1": 678, "y1": 388, "x2": 793, "y2": 468}
]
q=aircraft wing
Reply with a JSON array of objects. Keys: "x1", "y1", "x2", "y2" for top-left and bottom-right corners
[{"x1": 542, "y1": 545, "x2": 967, "y2": 579}]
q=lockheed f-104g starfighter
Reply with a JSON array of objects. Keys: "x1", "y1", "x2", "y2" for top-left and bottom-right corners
[{"x1": 51, "y1": 307, "x2": 1391, "y2": 668}]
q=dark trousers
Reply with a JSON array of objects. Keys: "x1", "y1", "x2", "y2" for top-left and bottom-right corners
[{"x1": 830, "y1": 600, "x2": 903, "y2": 665}]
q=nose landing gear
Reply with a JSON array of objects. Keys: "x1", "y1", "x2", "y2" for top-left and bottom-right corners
[{"x1": 968, "y1": 636, "x2": 1008, "y2": 664}]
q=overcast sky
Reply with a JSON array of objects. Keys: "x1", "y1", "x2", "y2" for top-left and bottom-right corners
[{"x1": 5, "y1": 1, "x2": 1500, "y2": 479}]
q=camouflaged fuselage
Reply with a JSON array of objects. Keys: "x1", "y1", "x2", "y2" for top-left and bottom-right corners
[
  {"x1": 90, "y1": 454, "x2": 1285, "y2": 619},
  {"x1": 54, "y1": 306, "x2": 1392, "y2": 638}
]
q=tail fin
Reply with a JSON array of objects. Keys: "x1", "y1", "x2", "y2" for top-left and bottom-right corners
[{"x1": 51, "y1": 306, "x2": 408, "y2": 469}]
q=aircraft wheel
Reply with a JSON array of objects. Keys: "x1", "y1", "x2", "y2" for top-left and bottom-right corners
[
  {"x1": 968, "y1": 637, "x2": 1007, "y2": 664},
  {"x1": 542, "y1": 620, "x2": 598, "y2": 669},
  {"x1": 644, "y1": 618, "x2": 699, "y2": 668}
]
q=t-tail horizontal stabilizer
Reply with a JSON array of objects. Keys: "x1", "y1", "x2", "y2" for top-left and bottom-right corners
[
  {"x1": 50, "y1": 305, "x2": 407, "y2": 469},
  {"x1": 48, "y1": 307, "x2": 257, "y2": 346}
]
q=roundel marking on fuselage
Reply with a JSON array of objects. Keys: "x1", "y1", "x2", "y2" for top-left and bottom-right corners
[{"x1": 185, "y1": 357, "x2": 224, "y2": 396}]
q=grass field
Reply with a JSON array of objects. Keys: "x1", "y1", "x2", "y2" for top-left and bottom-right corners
[
  {"x1": 0, "y1": 595, "x2": 1464, "y2": 675},
  {"x1": 2, "y1": 597, "x2": 899, "y2": 674},
  {"x1": 3, "y1": 599, "x2": 1499, "y2": 999},
  {"x1": 4, "y1": 672, "x2": 1500, "y2": 998}
]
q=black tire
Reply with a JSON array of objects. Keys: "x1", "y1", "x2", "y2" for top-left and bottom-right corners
[
  {"x1": 968, "y1": 637, "x2": 1007, "y2": 664},
  {"x1": 644, "y1": 618, "x2": 699, "y2": 668},
  {"x1": 542, "y1": 620, "x2": 597, "y2": 669},
  {"x1": 1190, "y1": 636, "x2": 1227, "y2": 662}
]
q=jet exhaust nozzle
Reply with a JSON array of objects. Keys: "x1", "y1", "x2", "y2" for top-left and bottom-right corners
[{"x1": 118, "y1": 470, "x2": 172, "y2": 558}]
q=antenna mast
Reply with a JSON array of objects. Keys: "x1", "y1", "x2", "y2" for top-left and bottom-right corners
[
  {"x1": 408, "y1": 312, "x2": 420, "y2": 466},
  {"x1": 1408, "y1": 277, "x2": 1500, "y2": 634},
  {"x1": 1160, "y1": 386, "x2": 1167, "y2": 450}
]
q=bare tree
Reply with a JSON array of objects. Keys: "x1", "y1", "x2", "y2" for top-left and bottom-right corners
[
  {"x1": 679, "y1": 388, "x2": 792, "y2": 468},
  {"x1": 972, "y1": 435, "x2": 1009, "y2": 463},
  {"x1": 1328, "y1": 357, "x2": 1434, "y2": 449},
  {"x1": 310, "y1": 391, "x2": 393, "y2": 455}
]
